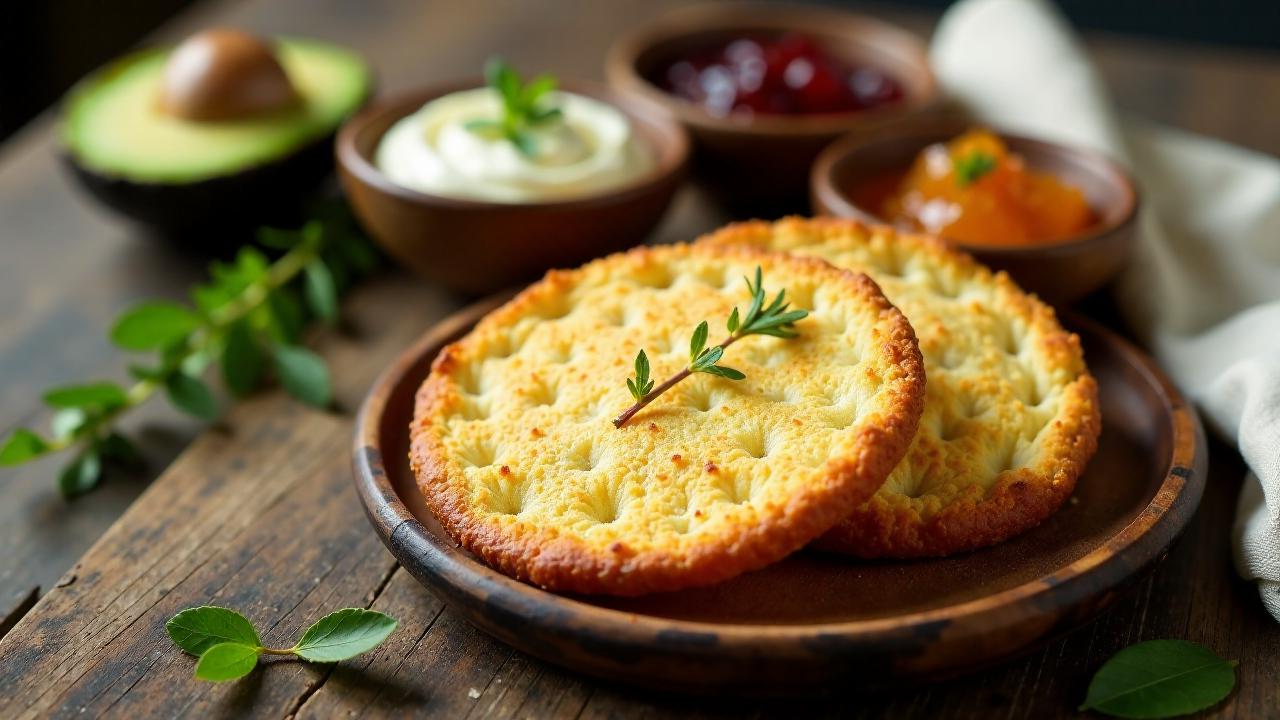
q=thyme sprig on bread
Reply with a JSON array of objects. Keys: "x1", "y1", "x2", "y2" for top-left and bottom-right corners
[{"x1": 614, "y1": 266, "x2": 808, "y2": 428}]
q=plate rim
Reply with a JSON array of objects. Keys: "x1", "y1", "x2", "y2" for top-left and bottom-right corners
[{"x1": 352, "y1": 295, "x2": 1205, "y2": 651}]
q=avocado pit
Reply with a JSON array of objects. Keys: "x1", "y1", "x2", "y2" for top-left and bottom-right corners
[{"x1": 159, "y1": 28, "x2": 299, "y2": 121}]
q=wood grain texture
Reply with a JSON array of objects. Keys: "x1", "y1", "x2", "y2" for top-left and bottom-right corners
[{"x1": 0, "y1": 0, "x2": 1278, "y2": 716}]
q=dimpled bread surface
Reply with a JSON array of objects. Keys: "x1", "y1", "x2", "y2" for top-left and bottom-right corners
[
  {"x1": 410, "y1": 243, "x2": 925, "y2": 595},
  {"x1": 699, "y1": 218, "x2": 1101, "y2": 557}
]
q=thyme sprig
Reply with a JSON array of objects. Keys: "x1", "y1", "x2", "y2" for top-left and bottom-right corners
[
  {"x1": 0, "y1": 203, "x2": 378, "y2": 497},
  {"x1": 463, "y1": 57, "x2": 563, "y2": 158},
  {"x1": 614, "y1": 267, "x2": 808, "y2": 428}
]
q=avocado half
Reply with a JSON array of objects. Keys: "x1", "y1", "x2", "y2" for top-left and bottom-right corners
[{"x1": 61, "y1": 37, "x2": 371, "y2": 236}]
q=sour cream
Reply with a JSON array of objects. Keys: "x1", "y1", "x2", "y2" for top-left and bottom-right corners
[{"x1": 376, "y1": 87, "x2": 652, "y2": 202}]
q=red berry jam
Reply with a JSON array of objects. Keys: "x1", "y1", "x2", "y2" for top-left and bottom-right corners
[{"x1": 660, "y1": 34, "x2": 903, "y2": 117}]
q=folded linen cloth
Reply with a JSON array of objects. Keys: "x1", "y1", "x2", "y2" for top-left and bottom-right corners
[{"x1": 932, "y1": 0, "x2": 1280, "y2": 621}]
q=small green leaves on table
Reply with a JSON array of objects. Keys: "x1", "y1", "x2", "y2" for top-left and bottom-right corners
[
  {"x1": 292, "y1": 607, "x2": 400, "y2": 662},
  {"x1": 271, "y1": 344, "x2": 333, "y2": 408},
  {"x1": 0, "y1": 429, "x2": 49, "y2": 466},
  {"x1": 1080, "y1": 639, "x2": 1236, "y2": 718},
  {"x1": 110, "y1": 301, "x2": 202, "y2": 350},
  {"x1": 614, "y1": 266, "x2": 808, "y2": 428},
  {"x1": 0, "y1": 203, "x2": 375, "y2": 498},
  {"x1": 167, "y1": 606, "x2": 398, "y2": 683}
]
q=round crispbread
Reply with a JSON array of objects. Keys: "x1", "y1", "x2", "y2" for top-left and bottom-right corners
[
  {"x1": 699, "y1": 217, "x2": 1100, "y2": 557},
  {"x1": 410, "y1": 243, "x2": 925, "y2": 595}
]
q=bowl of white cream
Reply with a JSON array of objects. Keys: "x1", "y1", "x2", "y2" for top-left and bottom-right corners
[{"x1": 337, "y1": 79, "x2": 689, "y2": 294}]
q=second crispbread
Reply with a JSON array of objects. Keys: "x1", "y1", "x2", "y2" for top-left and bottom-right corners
[
  {"x1": 410, "y1": 243, "x2": 925, "y2": 595},
  {"x1": 700, "y1": 217, "x2": 1101, "y2": 558}
]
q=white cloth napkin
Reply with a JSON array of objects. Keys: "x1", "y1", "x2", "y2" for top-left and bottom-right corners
[{"x1": 932, "y1": 0, "x2": 1280, "y2": 621}]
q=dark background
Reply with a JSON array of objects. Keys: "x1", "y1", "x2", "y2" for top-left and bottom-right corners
[{"x1": 2, "y1": 0, "x2": 1277, "y2": 143}]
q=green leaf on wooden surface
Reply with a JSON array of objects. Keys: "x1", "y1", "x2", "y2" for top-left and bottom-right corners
[
  {"x1": 43, "y1": 382, "x2": 128, "y2": 410},
  {"x1": 58, "y1": 450, "x2": 102, "y2": 498},
  {"x1": 271, "y1": 344, "x2": 332, "y2": 408},
  {"x1": 1080, "y1": 639, "x2": 1236, "y2": 718},
  {"x1": 167, "y1": 606, "x2": 261, "y2": 656},
  {"x1": 221, "y1": 321, "x2": 264, "y2": 397},
  {"x1": 292, "y1": 608, "x2": 398, "y2": 662},
  {"x1": 0, "y1": 428, "x2": 49, "y2": 466},
  {"x1": 303, "y1": 261, "x2": 339, "y2": 324},
  {"x1": 194, "y1": 643, "x2": 261, "y2": 682},
  {"x1": 50, "y1": 408, "x2": 88, "y2": 440},
  {"x1": 99, "y1": 432, "x2": 143, "y2": 467},
  {"x1": 164, "y1": 373, "x2": 218, "y2": 420},
  {"x1": 110, "y1": 301, "x2": 202, "y2": 350}
]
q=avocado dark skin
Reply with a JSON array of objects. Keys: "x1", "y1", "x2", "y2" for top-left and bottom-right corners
[
  {"x1": 62, "y1": 30, "x2": 370, "y2": 247},
  {"x1": 62, "y1": 131, "x2": 335, "y2": 242}
]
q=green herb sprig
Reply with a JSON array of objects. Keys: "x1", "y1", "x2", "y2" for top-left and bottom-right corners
[
  {"x1": 167, "y1": 605, "x2": 398, "y2": 682},
  {"x1": 954, "y1": 149, "x2": 997, "y2": 187},
  {"x1": 614, "y1": 266, "x2": 808, "y2": 428},
  {"x1": 1080, "y1": 639, "x2": 1236, "y2": 718},
  {"x1": 0, "y1": 204, "x2": 378, "y2": 497},
  {"x1": 464, "y1": 57, "x2": 563, "y2": 158}
]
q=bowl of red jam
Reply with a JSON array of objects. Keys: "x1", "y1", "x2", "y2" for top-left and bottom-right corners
[
  {"x1": 811, "y1": 123, "x2": 1139, "y2": 304},
  {"x1": 607, "y1": 3, "x2": 939, "y2": 216}
]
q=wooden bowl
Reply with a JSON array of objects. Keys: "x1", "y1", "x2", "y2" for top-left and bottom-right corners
[
  {"x1": 352, "y1": 296, "x2": 1205, "y2": 695},
  {"x1": 811, "y1": 123, "x2": 1140, "y2": 304},
  {"x1": 336, "y1": 81, "x2": 688, "y2": 295},
  {"x1": 606, "y1": 3, "x2": 939, "y2": 218}
]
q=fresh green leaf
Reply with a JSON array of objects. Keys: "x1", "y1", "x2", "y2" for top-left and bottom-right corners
[
  {"x1": 689, "y1": 321, "x2": 709, "y2": 364},
  {"x1": 264, "y1": 290, "x2": 306, "y2": 344},
  {"x1": 954, "y1": 150, "x2": 997, "y2": 187},
  {"x1": 1080, "y1": 640, "x2": 1236, "y2": 718},
  {"x1": 527, "y1": 107, "x2": 562, "y2": 125},
  {"x1": 691, "y1": 345, "x2": 724, "y2": 371},
  {"x1": 522, "y1": 74, "x2": 558, "y2": 105},
  {"x1": 508, "y1": 131, "x2": 537, "y2": 158},
  {"x1": 51, "y1": 408, "x2": 88, "y2": 440},
  {"x1": 194, "y1": 642, "x2": 260, "y2": 682},
  {"x1": 303, "y1": 261, "x2": 338, "y2": 325},
  {"x1": 165, "y1": 373, "x2": 218, "y2": 420},
  {"x1": 634, "y1": 349, "x2": 650, "y2": 386},
  {"x1": 463, "y1": 119, "x2": 504, "y2": 139},
  {"x1": 166, "y1": 606, "x2": 261, "y2": 656},
  {"x1": 727, "y1": 307, "x2": 740, "y2": 334},
  {"x1": 292, "y1": 608, "x2": 398, "y2": 662},
  {"x1": 99, "y1": 432, "x2": 143, "y2": 467},
  {"x1": 0, "y1": 429, "x2": 49, "y2": 466},
  {"x1": 110, "y1": 302, "x2": 202, "y2": 351},
  {"x1": 58, "y1": 450, "x2": 102, "y2": 498},
  {"x1": 271, "y1": 344, "x2": 332, "y2": 408},
  {"x1": 221, "y1": 322, "x2": 264, "y2": 397},
  {"x1": 43, "y1": 382, "x2": 128, "y2": 410},
  {"x1": 702, "y1": 365, "x2": 746, "y2": 381}
]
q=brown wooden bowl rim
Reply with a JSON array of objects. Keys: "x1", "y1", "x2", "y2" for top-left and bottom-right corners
[
  {"x1": 352, "y1": 298, "x2": 1203, "y2": 652},
  {"x1": 605, "y1": 2, "x2": 940, "y2": 138},
  {"x1": 811, "y1": 123, "x2": 1141, "y2": 257},
  {"x1": 335, "y1": 79, "x2": 690, "y2": 211}
]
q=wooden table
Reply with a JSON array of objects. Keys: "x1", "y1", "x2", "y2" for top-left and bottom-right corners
[{"x1": 1, "y1": 0, "x2": 1277, "y2": 717}]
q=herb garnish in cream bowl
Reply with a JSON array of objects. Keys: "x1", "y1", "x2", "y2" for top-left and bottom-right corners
[
  {"x1": 338, "y1": 59, "x2": 688, "y2": 294},
  {"x1": 377, "y1": 59, "x2": 654, "y2": 202}
]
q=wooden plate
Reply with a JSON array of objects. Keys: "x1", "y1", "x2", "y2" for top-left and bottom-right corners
[{"x1": 352, "y1": 296, "x2": 1206, "y2": 695}]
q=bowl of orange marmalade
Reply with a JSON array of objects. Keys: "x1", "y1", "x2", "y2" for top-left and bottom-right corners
[{"x1": 811, "y1": 124, "x2": 1138, "y2": 303}]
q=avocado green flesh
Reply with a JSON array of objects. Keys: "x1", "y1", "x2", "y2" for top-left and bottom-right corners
[{"x1": 63, "y1": 38, "x2": 369, "y2": 184}]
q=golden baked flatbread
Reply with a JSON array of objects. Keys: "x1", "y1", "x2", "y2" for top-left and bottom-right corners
[
  {"x1": 700, "y1": 218, "x2": 1100, "y2": 557},
  {"x1": 410, "y1": 243, "x2": 925, "y2": 594}
]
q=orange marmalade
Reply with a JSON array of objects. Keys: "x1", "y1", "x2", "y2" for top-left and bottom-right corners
[{"x1": 870, "y1": 129, "x2": 1094, "y2": 246}]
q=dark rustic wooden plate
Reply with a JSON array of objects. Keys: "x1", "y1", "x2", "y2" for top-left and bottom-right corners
[{"x1": 352, "y1": 296, "x2": 1206, "y2": 695}]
